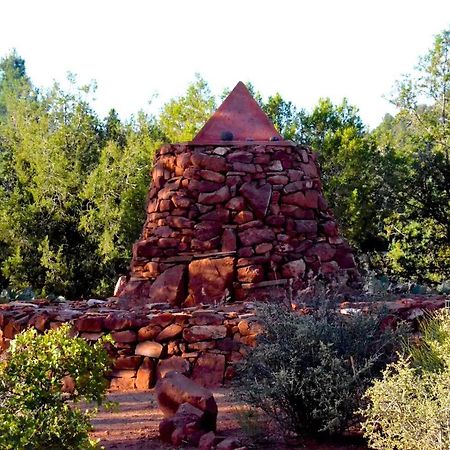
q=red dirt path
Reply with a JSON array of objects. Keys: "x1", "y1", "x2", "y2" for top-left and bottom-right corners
[{"x1": 90, "y1": 389, "x2": 368, "y2": 450}]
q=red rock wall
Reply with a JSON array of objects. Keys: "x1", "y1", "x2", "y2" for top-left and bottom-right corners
[
  {"x1": 120, "y1": 142, "x2": 357, "y2": 306},
  {"x1": 0, "y1": 302, "x2": 260, "y2": 390},
  {"x1": 0, "y1": 296, "x2": 446, "y2": 390}
]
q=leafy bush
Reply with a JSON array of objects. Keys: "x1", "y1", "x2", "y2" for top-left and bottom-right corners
[
  {"x1": 235, "y1": 304, "x2": 406, "y2": 438},
  {"x1": 362, "y1": 310, "x2": 450, "y2": 449},
  {"x1": 0, "y1": 324, "x2": 112, "y2": 449}
]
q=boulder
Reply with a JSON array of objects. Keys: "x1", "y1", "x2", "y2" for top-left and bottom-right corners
[
  {"x1": 155, "y1": 371, "x2": 217, "y2": 430},
  {"x1": 159, "y1": 402, "x2": 204, "y2": 444},
  {"x1": 156, "y1": 324, "x2": 183, "y2": 342},
  {"x1": 238, "y1": 227, "x2": 275, "y2": 246},
  {"x1": 307, "y1": 242, "x2": 336, "y2": 262},
  {"x1": 198, "y1": 186, "x2": 231, "y2": 205},
  {"x1": 198, "y1": 431, "x2": 221, "y2": 450},
  {"x1": 282, "y1": 259, "x2": 306, "y2": 278}
]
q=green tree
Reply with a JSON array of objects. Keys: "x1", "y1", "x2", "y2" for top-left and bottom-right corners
[
  {"x1": 79, "y1": 112, "x2": 161, "y2": 294},
  {"x1": 0, "y1": 75, "x2": 104, "y2": 296},
  {"x1": 379, "y1": 29, "x2": 450, "y2": 283},
  {"x1": 298, "y1": 98, "x2": 398, "y2": 251},
  {"x1": 0, "y1": 50, "x2": 31, "y2": 119},
  {"x1": 262, "y1": 92, "x2": 301, "y2": 140},
  {"x1": 159, "y1": 74, "x2": 216, "y2": 142}
]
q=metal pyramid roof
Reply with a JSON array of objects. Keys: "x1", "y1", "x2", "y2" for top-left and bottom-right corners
[{"x1": 192, "y1": 81, "x2": 283, "y2": 143}]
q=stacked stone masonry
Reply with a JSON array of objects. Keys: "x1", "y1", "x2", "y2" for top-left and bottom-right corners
[
  {"x1": 0, "y1": 301, "x2": 261, "y2": 390},
  {"x1": 120, "y1": 142, "x2": 357, "y2": 306},
  {"x1": 0, "y1": 296, "x2": 446, "y2": 390}
]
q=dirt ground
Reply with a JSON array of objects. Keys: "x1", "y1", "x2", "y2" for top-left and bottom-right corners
[{"x1": 90, "y1": 388, "x2": 368, "y2": 450}]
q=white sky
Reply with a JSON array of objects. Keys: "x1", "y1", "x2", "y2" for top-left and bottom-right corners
[{"x1": 1, "y1": 0, "x2": 449, "y2": 129}]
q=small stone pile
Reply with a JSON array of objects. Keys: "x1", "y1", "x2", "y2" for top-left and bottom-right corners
[{"x1": 156, "y1": 371, "x2": 246, "y2": 449}]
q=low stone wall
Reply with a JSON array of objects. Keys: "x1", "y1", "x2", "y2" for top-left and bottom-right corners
[
  {"x1": 0, "y1": 295, "x2": 447, "y2": 391},
  {"x1": 0, "y1": 300, "x2": 261, "y2": 390}
]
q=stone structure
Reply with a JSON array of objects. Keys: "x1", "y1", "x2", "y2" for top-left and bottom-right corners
[
  {"x1": 119, "y1": 82, "x2": 357, "y2": 307},
  {"x1": 0, "y1": 296, "x2": 445, "y2": 390}
]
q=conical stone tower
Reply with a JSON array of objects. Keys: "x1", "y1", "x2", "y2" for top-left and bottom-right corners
[{"x1": 119, "y1": 82, "x2": 357, "y2": 307}]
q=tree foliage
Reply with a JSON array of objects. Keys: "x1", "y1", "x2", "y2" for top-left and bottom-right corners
[
  {"x1": 0, "y1": 324, "x2": 111, "y2": 449},
  {"x1": 0, "y1": 29, "x2": 449, "y2": 296},
  {"x1": 377, "y1": 29, "x2": 450, "y2": 283},
  {"x1": 158, "y1": 74, "x2": 215, "y2": 142}
]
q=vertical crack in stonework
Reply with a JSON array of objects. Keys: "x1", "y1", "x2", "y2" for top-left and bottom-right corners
[{"x1": 120, "y1": 84, "x2": 358, "y2": 308}]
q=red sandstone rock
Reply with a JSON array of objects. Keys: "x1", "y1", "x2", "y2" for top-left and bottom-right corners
[
  {"x1": 225, "y1": 196, "x2": 245, "y2": 211},
  {"x1": 221, "y1": 228, "x2": 237, "y2": 252},
  {"x1": 237, "y1": 319, "x2": 263, "y2": 336},
  {"x1": 255, "y1": 242, "x2": 273, "y2": 254},
  {"x1": 104, "y1": 313, "x2": 133, "y2": 331},
  {"x1": 110, "y1": 376, "x2": 135, "y2": 391},
  {"x1": 238, "y1": 227, "x2": 275, "y2": 246},
  {"x1": 283, "y1": 190, "x2": 319, "y2": 209},
  {"x1": 135, "y1": 341, "x2": 163, "y2": 358},
  {"x1": 188, "y1": 257, "x2": 234, "y2": 305},
  {"x1": 190, "y1": 311, "x2": 223, "y2": 326},
  {"x1": 198, "y1": 431, "x2": 221, "y2": 450},
  {"x1": 138, "y1": 324, "x2": 162, "y2": 341},
  {"x1": 233, "y1": 210, "x2": 254, "y2": 224},
  {"x1": 227, "y1": 151, "x2": 253, "y2": 164},
  {"x1": 237, "y1": 265, "x2": 264, "y2": 283},
  {"x1": 192, "y1": 353, "x2": 226, "y2": 388},
  {"x1": 156, "y1": 356, "x2": 190, "y2": 380},
  {"x1": 282, "y1": 259, "x2": 306, "y2": 278},
  {"x1": 199, "y1": 169, "x2": 226, "y2": 184},
  {"x1": 198, "y1": 186, "x2": 231, "y2": 205},
  {"x1": 321, "y1": 261, "x2": 339, "y2": 273},
  {"x1": 156, "y1": 323, "x2": 183, "y2": 342},
  {"x1": 307, "y1": 242, "x2": 335, "y2": 262},
  {"x1": 200, "y1": 208, "x2": 229, "y2": 222},
  {"x1": 188, "y1": 341, "x2": 216, "y2": 351},
  {"x1": 159, "y1": 402, "x2": 205, "y2": 444},
  {"x1": 114, "y1": 355, "x2": 142, "y2": 370},
  {"x1": 148, "y1": 265, "x2": 186, "y2": 306},
  {"x1": 295, "y1": 219, "x2": 318, "y2": 234},
  {"x1": 183, "y1": 325, "x2": 227, "y2": 342},
  {"x1": 191, "y1": 152, "x2": 227, "y2": 172},
  {"x1": 155, "y1": 371, "x2": 218, "y2": 428},
  {"x1": 75, "y1": 316, "x2": 104, "y2": 332},
  {"x1": 166, "y1": 216, "x2": 194, "y2": 229},
  {"x1": 240, "y1": 182, "x2": 272, "y2": 218},
  {"x1": 111, "y1": 329, "x2": 137, "y2": 343},
  {"x1": 135, "y1": 357, "x2": 154, "y2": 389}
]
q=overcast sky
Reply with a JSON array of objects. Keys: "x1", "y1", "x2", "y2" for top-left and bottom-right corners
[{"x1": 1, "y1": 0, "x2": 449, "y2": 129}]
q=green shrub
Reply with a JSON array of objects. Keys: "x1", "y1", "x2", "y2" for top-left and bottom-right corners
[
  {"x1": 362, "y1": 310, "x2": 450, "y2": 450},
  {"x1": 235, "y1": 304, "x2": 405, "y2": 438},
  {"x1": 0, "y1": 324, "x2": 112, "y2": 450}
]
